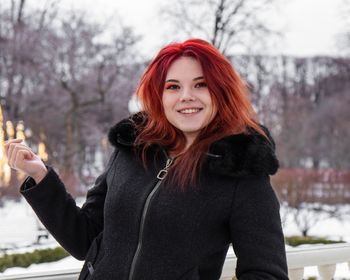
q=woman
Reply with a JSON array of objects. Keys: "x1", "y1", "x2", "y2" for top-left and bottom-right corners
[{"x1": 5, "y1": 39, "x2": 289, "y2": 279}]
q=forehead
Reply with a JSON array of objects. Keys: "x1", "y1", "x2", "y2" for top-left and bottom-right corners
[{"x1": 165, "y1": 56, "x2": 203, "y2": 79}]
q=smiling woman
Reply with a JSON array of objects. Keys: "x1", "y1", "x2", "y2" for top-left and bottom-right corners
[
  {"x1": 7, "y1": 38, "x2": 289, "y2": 280},
  {"x1": 134, "y1": 39, "x2": 274, "y2": 189}
]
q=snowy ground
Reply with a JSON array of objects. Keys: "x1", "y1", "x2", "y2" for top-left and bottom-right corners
[
  {"x1": 281, "y1": 204, "x2": 350, "y2": 243},
  {"x1": 0, "y1": 198, "x2": 349, "y2": 279}
]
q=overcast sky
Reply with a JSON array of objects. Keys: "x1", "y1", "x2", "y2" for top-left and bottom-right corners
[{"x1": 28, "y1": 0, "x2": 345, "y2": 58}]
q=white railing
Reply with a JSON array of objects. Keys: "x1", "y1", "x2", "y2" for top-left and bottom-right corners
[
  {"x1": 1, "y1": 244, "x2": 350, "y2": 280},
  {"x1": 285, "y1": 243, "x2": 350, "y2": 280},
  {"x1": 221, "y1": 243, "x2": 350, "y2": 280}
]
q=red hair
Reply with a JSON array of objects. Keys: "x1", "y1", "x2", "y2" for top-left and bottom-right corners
[{"x1": 135, "y1": 38, "x2": 268, "y2": 190}]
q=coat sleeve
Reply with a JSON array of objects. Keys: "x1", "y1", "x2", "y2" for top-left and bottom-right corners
[
  {"x1": 229, "y1": 175, "x2": 289, "y2": 280},
  {"x1": 19, "y1": 149, "x2": 118, "y2": 260}
]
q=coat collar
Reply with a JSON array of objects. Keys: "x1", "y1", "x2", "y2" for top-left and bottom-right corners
[{"x1": 108, "y1": 112, "x2": 279, "y2": 177}]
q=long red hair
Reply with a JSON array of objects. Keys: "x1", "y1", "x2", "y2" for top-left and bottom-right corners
[{"x1": 135, "y1": 38, "x2": 268, "y2": 190}]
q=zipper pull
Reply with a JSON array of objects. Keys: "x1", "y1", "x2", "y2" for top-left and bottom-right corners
[
  {"x1": 157, "y1": 158, "x2": 173, "y2": 180},
  {"x1": 87, "y1": 261, "x2": 95, "y2": 275}
]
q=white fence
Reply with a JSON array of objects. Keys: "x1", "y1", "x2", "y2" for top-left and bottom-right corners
[
  {"x1": 1, "y1": 243, "x2": 350, "y2": 280},
  {"x1": 221, "y1": 243, "x2": 350, "y2": 280}
]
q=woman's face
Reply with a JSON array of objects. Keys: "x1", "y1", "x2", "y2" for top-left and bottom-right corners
[{"x1": 162, "y1": 56, "x2": 217, "y2": 147}]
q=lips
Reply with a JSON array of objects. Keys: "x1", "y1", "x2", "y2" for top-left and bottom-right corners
[{"x1": 177, "y1": 108, "x2": 203, "y2": 114}]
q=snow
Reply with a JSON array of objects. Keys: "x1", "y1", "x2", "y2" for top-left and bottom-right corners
[
  {"x1": 0, "y1": 199, "x2": 40, "y2": 246},
  {"x1": 1, "y1": 198, "x2": 350, "y2": 279},
  {"x1": 0, "y1": 256, "x2": 83, "y2": 276},
  {"x1": 282, "y1": 204, "x2": 350, "y2": 243}
]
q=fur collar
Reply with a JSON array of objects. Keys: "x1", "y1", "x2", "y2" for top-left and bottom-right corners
[{"x1": 108, "y1": 112, "x2": 279, "y2": 177}]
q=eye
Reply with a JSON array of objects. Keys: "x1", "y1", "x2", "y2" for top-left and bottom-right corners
[
  {"x1": 165, "y1": 84, "x2": 180, "y2": 90},
  {"x1": 195, "y1": 82, "x2": 207, "y2": 88}
]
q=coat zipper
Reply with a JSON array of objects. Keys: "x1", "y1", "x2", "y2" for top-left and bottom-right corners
[
  {"x1": 128, "y1": 157, "x2": 174, "y2": 280},
  {"x1": 87, "y1": 261, "x2": 95, "y2": 275}
]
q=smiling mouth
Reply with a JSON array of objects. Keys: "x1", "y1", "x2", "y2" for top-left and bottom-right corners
[{"x1": 177, "y1": 108, "x2": 203, "y2": 114}]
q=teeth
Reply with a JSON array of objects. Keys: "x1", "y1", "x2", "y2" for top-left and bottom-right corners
[{"x1": 179, "y1": 108, "x2": 201, "y2": 114}]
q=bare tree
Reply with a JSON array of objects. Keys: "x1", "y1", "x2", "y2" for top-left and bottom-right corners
[
  {"x1": 273, "y1": 168, "x2": 350, "y2": 236},
  {"x1": 0, "y1": 0, "x2": 59, "y2": 122},
  {"x1": 0, "y1": 2, "x2": 140, "y2": 195},
  {"x1": 159, "y1": 0, "x2": 281, "y2": 55},
  {"x1": 23, "y1": 10, "x2": 140, "y2": 190}
]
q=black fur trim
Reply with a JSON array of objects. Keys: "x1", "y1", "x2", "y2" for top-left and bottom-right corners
[
  {"x1": 107, "y1": 112, "x2": 146, "y2": 147},
  {"x1": 206, "y1": 125, "x2": 279, "y2": 176}
]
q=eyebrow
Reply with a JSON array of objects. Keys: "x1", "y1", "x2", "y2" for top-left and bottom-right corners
[{"x1": 165, "y1": 76, "x2": 204, "y2": 83}]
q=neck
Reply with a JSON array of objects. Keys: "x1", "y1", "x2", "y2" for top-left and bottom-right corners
[
  {"x1": 167, "y1": 134, "x2": 196, "y2": 159},
  {"x1": 185, "y1": 134, "x2": 196, "y2": 149}
]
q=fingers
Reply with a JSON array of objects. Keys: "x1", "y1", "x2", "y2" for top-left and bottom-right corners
[
  {"x1": 12, "y1": 146, "x2": 33, "y2": 166},
  {"x1": 14, "y1": 149, "x2": 32, "y2": 170},
  {"x1": 5, "y1": 141, "x2": 20, "y2": 165},
  {"x1": 4, "y1": 138, "x2": 23, "y2": 146},
  {"x1": 4, "y1": 139, "x2": 23, "y2": 154},
  {"x1": 4, "y1": 139, "x2": 33, "y2": 169},
  {"x1": 8, "y1": 142, "x2": 17, "y2": 162}
]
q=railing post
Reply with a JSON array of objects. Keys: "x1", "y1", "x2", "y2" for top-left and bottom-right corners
[
  {"x1": 318, "y1": 264, "x2": 336, "y2": 280},
  {"x1": 288, "y1": 267, "x2": 304, "y2": 280}
]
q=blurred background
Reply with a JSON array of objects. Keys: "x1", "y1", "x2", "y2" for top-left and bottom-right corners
[{"x1": 0, "y1": 0, "x2": 349, "y2": 278}]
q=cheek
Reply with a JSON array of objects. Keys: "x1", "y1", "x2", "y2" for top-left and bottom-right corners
[
  {"x1": 163, "y1": 92, "x2": 179, "y2": 105},
  {"x1": 162, "y1": 95, "x2": 175, "y2": 117},
  {"x1": 210, "y1": 102, "x2": 218, "y2": 117},
  {"x1": 205, "y1": 95, "x2": 217, "y2": 117},
  {"x1": 207, "y1": 106, "x2": 217, "y2": 124}
]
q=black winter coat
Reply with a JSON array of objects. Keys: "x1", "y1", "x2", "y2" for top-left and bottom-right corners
[{"x1": 20, "y1": 114, "x2": 289, "y2": 280}]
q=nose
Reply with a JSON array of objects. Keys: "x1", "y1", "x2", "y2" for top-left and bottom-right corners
[{"x1": 179, "y1": 87, "x2": 195, "y2": 102}]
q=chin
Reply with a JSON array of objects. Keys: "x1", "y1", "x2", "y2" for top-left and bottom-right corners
[
  {"x1": 175, "y1": 121, "x2": 206, "y2": 133},
  {"x1": 178, "y1": 127, "x2": 202, "y2": 134}
]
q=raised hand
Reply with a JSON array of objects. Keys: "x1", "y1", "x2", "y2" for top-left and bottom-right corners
[{"x1": 4, "y1": 139, "x2": 48, "y2": 183}]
